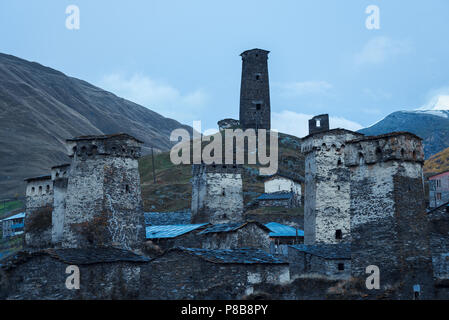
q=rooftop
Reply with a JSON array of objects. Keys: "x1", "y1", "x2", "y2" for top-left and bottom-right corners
[
  {"x1": 256, "y1": 192, "x2": 294, "y2": 201},
  {"x1": 24, "y1": 175, "x2": 51, "y2": 182},
  {"x1": 199, "y1": 221, "x2": 269, "y2": 235},
  {"x1": 66, "y1": 133, "x2": 143, "y2": 144},
  {"x1": 347, "y1": 131, "x2": 422, "y2": 143},
  {"x1": 265, "y1": 222, "x2": 304, "y2": 237},
  {"x1": 264, "y1": 171, "x2": 304, "y2": 184},
  {"x1": 146, "y1": 224, "x2": 208, "y2": 239},
  {"x1": 290, "y1": 244, "x2": 351, "y2": 259},
  {"x1": 1, "y1": 212, "x2": 25, "y2": 222},
  {"x1": 170, "y1": 247, "x2": 288, "y2": 265},
  {"x1": 302, "y1": 128, "x2": 364, "y2": 141}
]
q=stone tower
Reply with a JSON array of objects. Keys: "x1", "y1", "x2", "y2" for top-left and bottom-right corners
[
  {"x1": 239, "y1": 49, "x2": 271, "y2": 130},
  {"x1": 24, "y1": 175, "x2": 54, "y2": 249},
  {"x1": 308, "y1": 114, "x2": 330, "y2": 135},
  {"x1": 51, "y1": 163, "x2": 70, "y2": 246},
  {"x1": 61, "y1": 134, "x2": 145, "y2": 250},
  {"x1": 345, "y1": 132, "x2": 434, "y2": 299},
  {"x1": 301, "y1": 123, "x2": 363, "y2": 245},
  {"x1": 191, "y1": 164, "x2": 244, "y2": 224}
]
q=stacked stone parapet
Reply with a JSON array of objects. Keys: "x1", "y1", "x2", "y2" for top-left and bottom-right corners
[{"x1": 345, "y1": 132, "x2": 425, "y2": 167}]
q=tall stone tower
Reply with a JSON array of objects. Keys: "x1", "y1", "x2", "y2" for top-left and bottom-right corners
[
  {"x1": 239, "y1": 49, "x2": 271, "y2": 130},
  {"x1": 301, "y1": 123, "x2": 363, "y2": 245},
  {"x1": 191, "y1": 164, "x2": 244, "y2": 224},
  {"x1": 61, "y1": 134, "x2": 145, "y2": 250},
  {"x1": 345, "y1": 132, "x2": 434, "y2": 299}
]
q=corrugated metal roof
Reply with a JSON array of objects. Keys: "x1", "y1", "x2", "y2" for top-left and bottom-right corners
[
  {"x1": 172, "y1": 247, "x2": 288, "y2": 264},
  {"x1": 290, "y1": 244, "x2": 351, "y2": 259},
  {"x1": 256, "y1": 192, "x2": 293, "y2": 201},
  {"x1": 265, "y1": 222, "x2": 304, "y2": 237},
  {"x1": 146, "y1": 224, "x2": 208, "y2": 239},
  {"x1": 1, "y1": 212, "x2": 25, "y2": 222}
]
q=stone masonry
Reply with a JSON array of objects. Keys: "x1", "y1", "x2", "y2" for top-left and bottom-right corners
[
  {"x1": 61, "y1": 134, "x2": 145, "y2": 250},
  {"x1": 345, "y1": 132, "x2": 435, "y2": 299},
  {"x1": 191, "y1": 164, "x2": 244, "y2": 224},
  {"x1": 301, "y1": 129, "x2": 363, "y2": 245},
  {"x1": 239, "y1": 49, "x2": 271, "y2": 130}
]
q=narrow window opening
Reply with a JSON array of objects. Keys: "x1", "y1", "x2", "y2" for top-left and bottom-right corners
[
  {"x1": 316, "y1": 120, "x2": 321, "y2": 127},
  {"x1": 126, "y1": 185, "x2": 130, "y2": 193},
  {"x1": 336, "y1": 229, "x2": 343, "y2": 240},
  {"x1": 338, "y1": 263, "x2": 345, "y2": 271},
  {"x1": 222, "y1": 188, "x2": 226, "y2": 196},
  {"x1": 256, "y1": 104, "x2": 262, "y2": 110}
]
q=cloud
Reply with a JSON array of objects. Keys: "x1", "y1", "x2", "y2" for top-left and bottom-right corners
[
  {"x1": 272, "y1": 110, "x2": 363, "y2": 138},
  {"x1": 420, "y1": 87, "x2": 449, "y2": 111},
  {"x1": 355, "y1": 36, "x2": 411, "y2": 66},
  {"x1": 98, "y1": 73, "x2": 209, "y2": 123},
  {"x1": 273, "y1": 81, "x2": 333, "y2": 97}
]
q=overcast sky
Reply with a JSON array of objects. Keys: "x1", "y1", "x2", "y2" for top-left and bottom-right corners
[{"x1": 1, "y1": 0, "x2": 449, "y2": 137}]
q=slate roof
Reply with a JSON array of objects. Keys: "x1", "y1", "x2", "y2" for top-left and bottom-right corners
[
  {"x1": 144, "y1": 211, "x2": 191, "y2": 226},
  {"x1": 199, "y1": 221, "x2": 269, "y2": 235},
  {"x1": 290, "y1": 244, "x2": 351, "y2": 259},
  {"x1": 172, "y1": 247, "x2": 288, "y2": 264},
  {"x1": 265, "y1": 222, "x2": 304, "y2": 237},
  {"x1": 146, "y1": 224, "x2": 208, "y2": 239},
  {"x1": 1, "y1": 248, "x2": 149, "y2": 269},
  {"x1": 256, "y1": 192, "x2": 293, "y2": 201},
  {"x1": 1, "y1": 212, "x2": 25, "y2": 222},
  {"x1": 66, "y1": 133, "x2": 144, "y2": 144},
  {"x1": 24, "y1": 175, "x2": 51, "y2": 182}
]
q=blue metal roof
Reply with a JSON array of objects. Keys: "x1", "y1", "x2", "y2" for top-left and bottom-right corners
[
  {"x1": 1, "y1": 212, "x2": 25, "y2": 222},
  {"x1": 11, "y1": 223, "x2": 24, "y2": 230},
  {"x1": 146, "y1": 224, "x2": 208, "y2": 239},
  {"x1": 256, "y1": 192, "x2": 293, "y2": 201},
  {"x1": 265, "y1": 222, "x2": 304, "y2": 237}
]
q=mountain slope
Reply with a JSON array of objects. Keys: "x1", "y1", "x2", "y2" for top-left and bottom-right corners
[
  {"x1": 424, "y1": 146, "x2": 449, "y2": 175},
  {"x1": 0, "y1": 53, "x2": 191, "y2": 198},
  {"x1": 359, "y1": 110, "x2": 449, "y2": 159}
]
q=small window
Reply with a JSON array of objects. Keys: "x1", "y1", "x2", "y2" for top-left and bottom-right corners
[
  {"x1": 255, "y1": 74, "x2": 261, "y2": 80},
  {"x1": 56, "y1": 172, "x2": 60, "y2": 178},
  {"x1": 125, "y1": 185, "x2": 130, "y2": 193},
  {"x1": 256, "y1": 104, "x2": 262, "y2": 111},
  {"x1": 46, "y1": 185, "x2": 50, "y2": 192},
  {"x1": 337, "y1": 186, "x2": 341, "y2": 191},
  {"x1": 31, "y1": 187, "x2": 35, "y2": 194},
  {"x1": 335, "y1": 229, "x2": 343, "y2": 240},
  {"x1": 437, "y1": 193, "x2": 442, "y2": 200},
  {"x1": 316, "y1": 120, "x2": 321, "y2": 128},
  {"x1": 337, "y1": 159, "x2": 342, "y2": 166},
  {"x1": 38, "y1": 186, "x2": 42, "y2": 194},
  {"x1": 338, "y1": 263, "x2": 345, "y2": 271},
  {"x1": 222, "y1": 188, "x2": 226, "y2": 196}
]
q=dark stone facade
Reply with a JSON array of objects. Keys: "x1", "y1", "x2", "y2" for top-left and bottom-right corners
[
  {"x1": 239, "y1": 49, "x2": 271, "y2": 130},
  {"x1": 346, "y1": 133, "x2": 435, "y2": 299},
  {"x1": 308, "y1": 114, "x2": 330, "y2": 135}
]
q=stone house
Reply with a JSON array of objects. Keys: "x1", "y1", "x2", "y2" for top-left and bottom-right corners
[
  {"x1": 199, "y1": 221, "x2": 271, "y2": 252},
  {"x1": 191, "y1": 164, "x2": 244, "y2": 224},
  {"x1": 288, "y1": 244, "x2": 351, "y2": 280},
  {"x1": 141, "y1": 247, "x2": 289, "y2": 299},
  {"x1": 0, "y1": 247, "x2": 149, "y2": 300},
  {"x1": 263, "y1": 172, "x2": 303, "y2": 204},
  {"x1": 145, "y1": 223, "x2": 209, "y2": 251},
  {"x1": 257, "y1": 192, "x2": 297, "y2": 208},
  {"x1": 1, "y1": 212, "x2": 25, "y2": 239},
  {"x1": 429, "y1": 170, "x2": 449, "y2": 208},
  {"x1": 265, "y1": 222, "x2": 303, "y2": 245},
  {"x1": 24, "y1": 175, "x2": 54, "y2": 249}
]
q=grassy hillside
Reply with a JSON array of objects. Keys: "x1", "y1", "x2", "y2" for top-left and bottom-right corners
[
  {"x1": 424, "y1": 146, "x2": 449, "y2": 176},
  {"x1": 138, "y1": 132, "x2": 305, "y2": 213}
]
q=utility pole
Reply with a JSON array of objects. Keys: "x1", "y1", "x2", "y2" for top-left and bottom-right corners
[{"x1": 151, "y1": 147, "x2": 156, "y2": 184}]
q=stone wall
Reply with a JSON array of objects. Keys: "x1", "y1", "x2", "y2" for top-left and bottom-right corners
[
  {"x1": 239, "y1": 49, "x2": 271, "y2": 130},
  {"x1": 140, "y1": 250, "x2": 289, "y2": 299},
  {"x1": 51, "y1": 164, "x2": 70, "y2": 246},
  {"x1": 191, "y1": 164, "x2": 244, "y2": 224},
  {"x1": 346, "y1": 133, "x2": 435, "y2": 299},
  {"x1": 61, "y1": 135, "x2": 145, "y2": 250},
  {"x1": 302, "y1": 129, "x2": 362, "y2": 245},
  {"x1": 24, "y1": 176, "x2": 54, "y2": 249},
  {"x1": 1, "y1": 252, "x2": 144, "y2": 300}
]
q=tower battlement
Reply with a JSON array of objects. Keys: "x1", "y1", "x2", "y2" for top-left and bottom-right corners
[
  {"x1": 192, "y1": 163, "x2": 243, "y2": 176},
  {"x1": 345, "y1": 132, "x2": 424, "y2": 167},
  {"x1": 66, "y1": 133, "x2": 143, "y2": 160}
]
